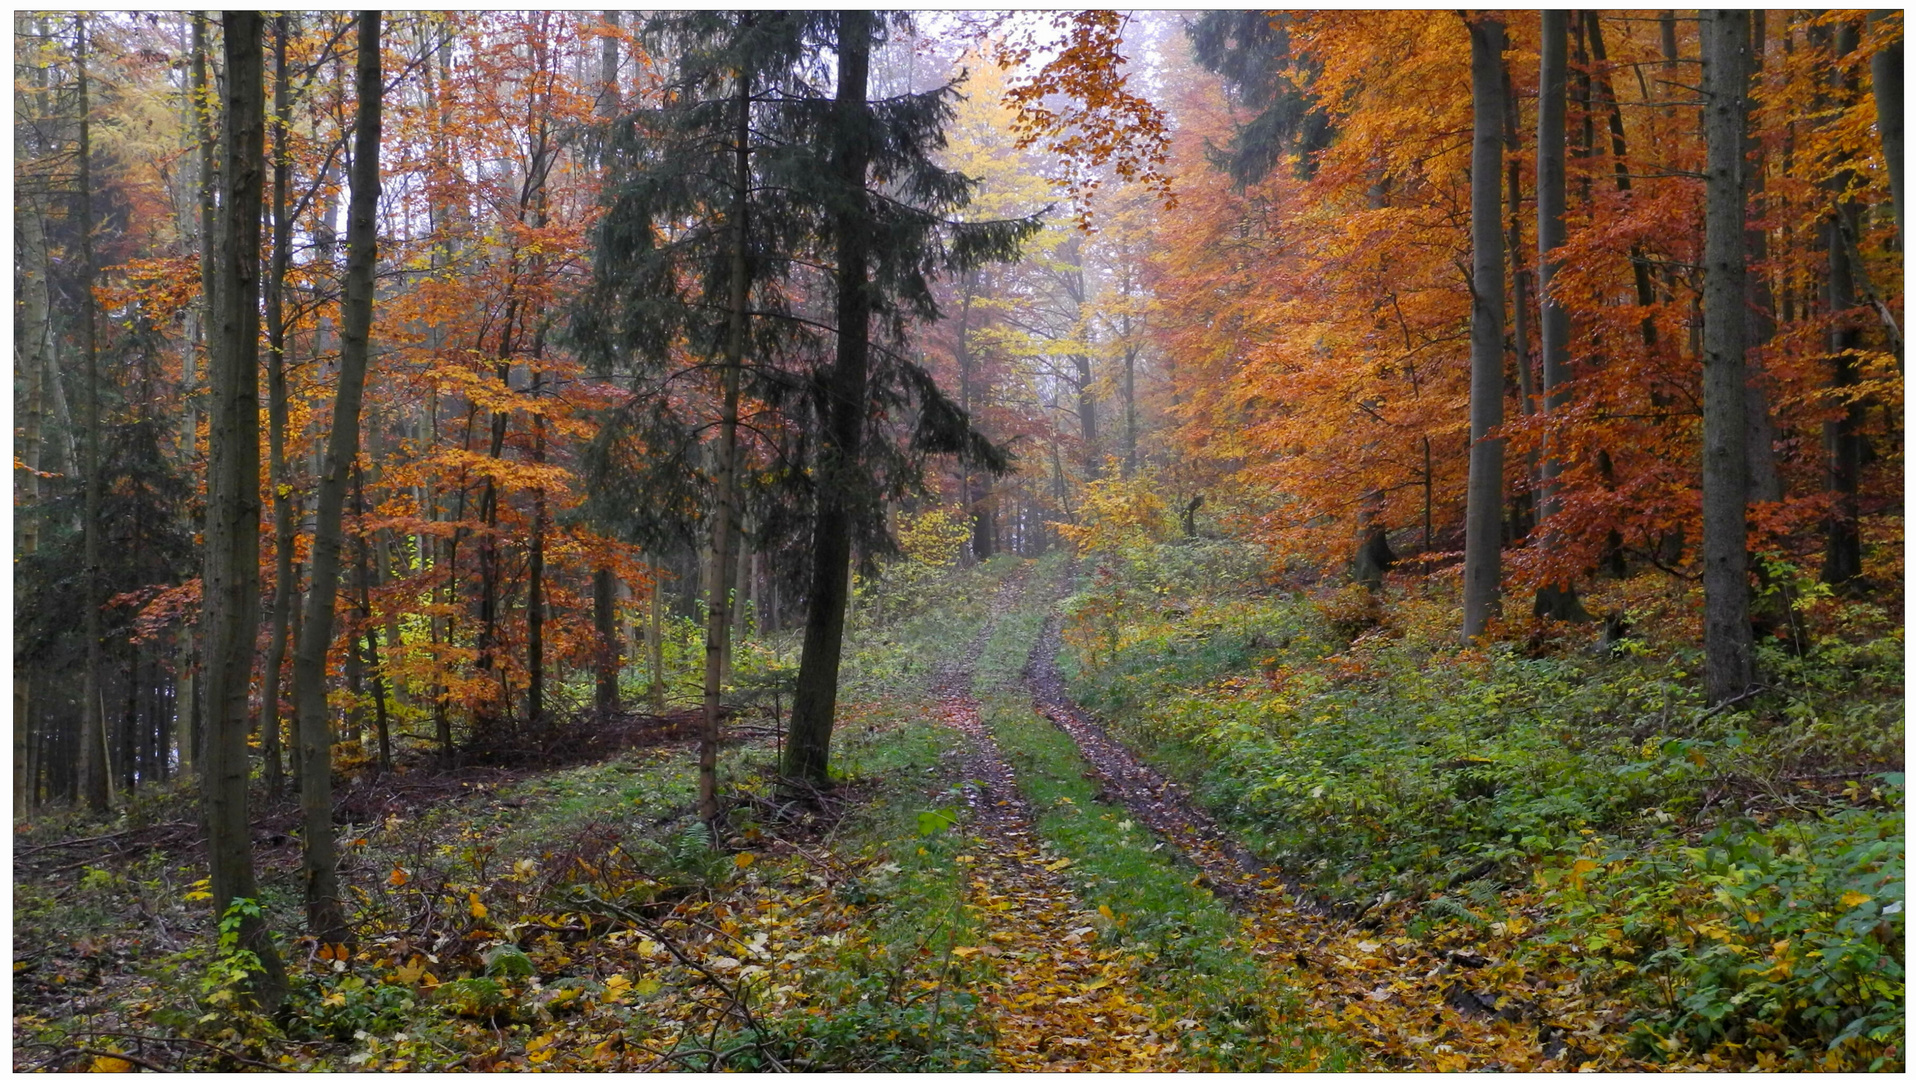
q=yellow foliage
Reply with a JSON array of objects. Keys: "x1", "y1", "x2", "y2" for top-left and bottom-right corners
[
  {"x1": 1053, "y1": 475, "x2": 1170, "y2": 556},
  {"x1": 896, "y1": 507, "x2": 972, "y2": 570}
]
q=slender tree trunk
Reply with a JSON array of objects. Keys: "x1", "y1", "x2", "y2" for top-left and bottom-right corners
[
  {"x1": 647, "y1": 562, "x2": 665, "y2": 710},
  {"x1": 16, "y1": 150, "x2": 51, "y2": 816},
  {"x1": 354, "y1": 467, "x2": 393, "y2": 773},
  {"x1": 1462, "y1": 15, "x2": 1508, "y2": 643},
  {"x1": 784, "y1": 10, "x2": 874, "y2": 787},
  {"x1": 1744, "y1": 12, "x2": 1783, "y2": 504},
  {"x1": 1075, "y1": 353, "x2": 1098, "y2": 478},
  {"x1": 594, "y1": 568, "x2": 620, "y2": 713},
  {"x1": 1585, "y1": 15, "x2": 1663, "y2": 352},
  {"x1": 1504, "y1": 67, "x2": 1537, "y2": 542},
  {"x1": 584, "y1": 14, "x2": 618, "y2": 690},
  {"x1": 1870, "y1": 11, "x2": 1903, "y2": 241},
  {"x1": 1822, "y1": 22, "x2": 1866, "y2": 586},
  {"x1": 699, "y1": 64, "x2": 752, "y2": 826},
  {"x1": 1700, "y1": 10, "x2": 1756, "y2": 704},
  {"x1": 260, "y1": 14, "x2": 295, "y2": 799},
  {"x1": 597, "y1": 11, "x2": 620, "y2": 119},
  {"x1": 1533, "y1": 11, "x2": 1590, "y2": 622},
  {"x1": 292, "y1": 11, "x2": 382, "y2": 945},
  {"x1": 75, "y1": 15, "x2": 112, "y2": 814},
  {"x1": 201, "y1": 10, "x2": 289, "y2": 1005},
  {"x1": 188, "y1": 12, "x2": 214, "y2": 463},
  {"x1": 528, "y1": 430, "x2": 547, "y2": 728},
  {"x1": 178, "y1": 12, "x2": 220, "y2": 783}
]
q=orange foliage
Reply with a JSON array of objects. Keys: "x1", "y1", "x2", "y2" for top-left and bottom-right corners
[{"x1": 1154, "y1": 10, "x2": 1902, "y2": 597}]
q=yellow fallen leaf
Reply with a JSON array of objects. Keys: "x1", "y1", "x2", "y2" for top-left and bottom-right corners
[
  {"x1": 469, "y1": 893, "x2": 488, "y2": 919},
  {"x1": 388, "y1": 866, "x2": 410, "y2": 887},
  {"x1": 735, "y1": 851, "x2": 756, "y2": 869},
  {"x1": 90, "y1": 1055, "x2": 134, "y2": 1073},
  {"x1": 1838, "y1": 890, "x2": 1873, "y2": 909},
  {"x1": 1045, "y1": 857, "x2": 1073, "y2": 871},
  {"x1": 951, "y1": 946, "x2": 980, "y2": 958}
]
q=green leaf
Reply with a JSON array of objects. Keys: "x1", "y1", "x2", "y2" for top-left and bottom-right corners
[{"x1": 917, "y1": 809, "x2": 958, "y2": 837}]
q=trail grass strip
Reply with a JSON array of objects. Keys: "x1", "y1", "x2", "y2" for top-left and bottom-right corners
[
  {"x1": 928, "y1": 569, "x2": 1179, "y2": 1071},
  {"x1": 1022, "y1": 603, "x2": 1637, "y2": 1071}
]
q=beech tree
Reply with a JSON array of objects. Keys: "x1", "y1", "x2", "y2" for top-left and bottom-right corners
[
  {"x1": 1699, "y1": 9, "x2": 1754, "y2": 704},
  {"x1": 1461, "y1": 13, "x2": 1506, "y2": 642},
  {"x1": 200, "y1": 9, "x2": 289, "y2": 1004},
  {"x1": 1532, "y1": 10, "x2": 1587, "y2": 623},
  {"x1": 291, "y1": 9, "x2": 382, "y2": 944}
]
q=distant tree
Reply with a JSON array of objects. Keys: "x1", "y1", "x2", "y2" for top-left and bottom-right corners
[{"x1": 1187, "y1": 11, "x2": 1334, "y2": 185}]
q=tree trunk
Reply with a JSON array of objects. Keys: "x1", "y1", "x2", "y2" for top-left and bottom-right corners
[
  {"x1": 1742, "y1": 13, "x2": 1784, "y2": 506},
  {"x1": 598, "y1": 11, "x2": 620, "y2": 119},
  {"x1": 1700, "y1": 10, "x2": 1756, "y2": 704},
  {"x1": 201, "y1": 10, "x2": 289, "y2": 1005},
  {"x1": 187, "y1": 12, "x2": 214, "y2": 465},
  {"x1": 353, "y1": 464, "x2": 392, "y2": 773},
  {"x1": 528, "y1": 404, "x2": 547, "y2": 730},
  {"x1": 1503, "y1": 66, "x2": 1537, "y2": 542},
  {"x1": 1462, "y1": 15, "x2": 1507, "y2": 642},
  {"x1": 291, "y1": 11, "x2": 382, "y2": 945},
  {"x1": 699, "y1": 63, "x2": 753, "y2": 827},
  {"x1": 1075, "y1": 353, "x2": 1098, "y2": 478},
  {"x1": 260, "y1": 13, "x2": 295, "y2": 799},
  {"x1": 16, "y1": 154, "x2": 51, "y2": 817},
  {"x1": 1533, "y1": 10, "x2": 1590, "y2": 622},
  {"x1": 1822, "y1": 21, "x2": 1866, "y2": 586},
  {"x1": 594, "y1": 568, "x2": 620, "y2": 713},
  {"x1": 1870, "y1": 11, "x2": 1904, "y2": 240},
  {"x1": 647, "y1": 561, "x2": 666, "y2": 710},
  {"x1": 75, "y1": 15, "x2": 112, "y2": 815},
  {"x1": 784, "y1": 10, "x2": 873, "y2": 787}
]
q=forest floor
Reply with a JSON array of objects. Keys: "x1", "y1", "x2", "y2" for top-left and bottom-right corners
[{"x1": 13, "y1": 552, "x2": 1904, "y2": 1072}]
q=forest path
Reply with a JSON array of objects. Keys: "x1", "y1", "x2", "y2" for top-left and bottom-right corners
[
  {"x1": 1011, "y1": 565, "x2": 1617, "y2": 1071},
  {"x1": 926, "y1": 566, "x2": 1179, "y2": 1070}
]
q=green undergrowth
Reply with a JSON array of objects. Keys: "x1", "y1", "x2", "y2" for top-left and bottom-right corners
[
  {"x1": 1057, "y1": 536, "x2": 1905, "y2": 1069},
  {"x1": 975, "y1": 568, "x2": 1355, "y2": 1070},
  {"x1": 733, "y1": 553, "x2": 1044, "y2": 1069},
  {"x1": 14, "y1": 554, "x2": 1020, "y2": 1072},
  {"x1": 761, "y1": 710, "x2": 995, "y2": 1070}
]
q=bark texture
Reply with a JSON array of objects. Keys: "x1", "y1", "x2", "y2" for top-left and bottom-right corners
[
  {"x1": 1462, "y1": 15, "x2": 1507, "y2": 642},
  {"x1": 202, "y1": 10, "x2": 289, "y2": 1004},
  {"x1": 1700, "y1": 10, "x2": 1756, "y2": 704}
]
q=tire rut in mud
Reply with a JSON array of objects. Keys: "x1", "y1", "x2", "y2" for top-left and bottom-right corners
[{"x1": 1023, "y1": 613, "x2": 1272, "y2": 908}]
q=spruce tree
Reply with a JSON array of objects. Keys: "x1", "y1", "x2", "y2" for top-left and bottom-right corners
[
  {"x1": 780, "y1": 12, "x2": 1037, "y2": 787},
  {"x1": 579, "y1": 11, "x2": 1036, "y2": 797}
]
